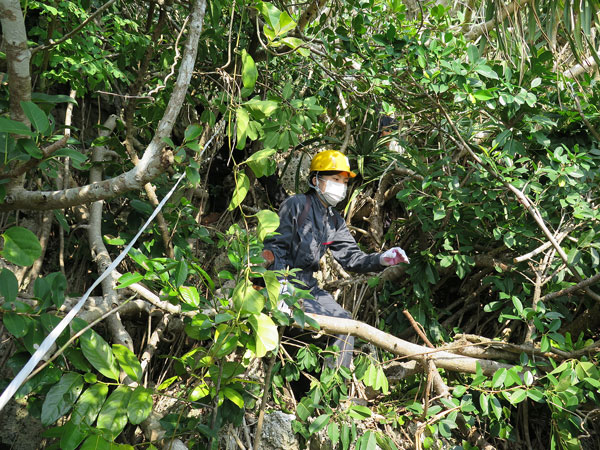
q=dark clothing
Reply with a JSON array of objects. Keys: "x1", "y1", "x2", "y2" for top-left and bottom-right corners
[{"x1": 264, "y1": 192, "x2": 384, "y2": 367}]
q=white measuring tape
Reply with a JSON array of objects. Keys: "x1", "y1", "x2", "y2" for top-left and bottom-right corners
[{"x1": 0, "y1": 173, "x2": 186, "y2": 412}]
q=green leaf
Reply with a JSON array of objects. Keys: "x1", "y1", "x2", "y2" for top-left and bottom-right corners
[
  {"x1": 53, "y1": 148, "x2": 89, "y2": 169},
  {"x1": 112, "y1": 344, "x2": 142, "y2": 382},
  {"x1": 79, "y1": 436, "x2": 111, "y2": 450},
  {"x1": 280, "y1": 37, "x2": 310, "y2": 56},
  {"x1": 473, "y1": 89, "x2": 495, "y2": 101},
  {"x1": 256, "y1": 209, "x2": 280, "y2": 241},
  {"x1": 21, "y1": 101, "x2": 50, "y2": 134},
  {"x1": 327, "y1": 422, "x2": 340, "y2": 445},
  {"x1": 184, "y1": 124, "x2": 203, "y2": 142},
  {"x1": 228, "y1": 171, "x2": 250, "y2": 211},
  {"x1": 0, "y1": 117, "x2": 36, "y2": 136},
  {"x1": 32, "y1": 92, "x2": 78, "y2": 105},
  {"x1": 1, "y1": 226, "x2": 42, "y2": 266},
  {"x1": 0, "y1": 268, "x2": 18, "y2": 302},
  {"x1": 128, "y1": 386, "x2": 153, "y2": 425},
  {"x1": 347, "y1": 404, "x2": 372, "y2": 420},
  {"x1": 41, "y1": 373, "x2": 84, "y2": 426},
  {"x1": 248, "y1": 312, "x2": 279, "y2": 357},
  {"x1": 180, "y1": 286, "x2": 200, "y2": 308},
  {"x1": 475, "y1": 65, "x2": 499, "y2": 79},
  {"x1": 509, "y1": 389, "x2": 527, "y2": 405},
  {"x1": 20, "y1": 138, "x2": 43, "y2": 158},
  {"x1": 2, "y1": 312, "x2": 32, "y2": 338},
  {"x1": 59, "y1": 420, "x2": 88, "y2": 450},
  {"x1": 223, "y1": 386, "x2": 245, "y2": 408},
  {"x1": 256, "y1": 1, "x2": 281, "y2": 30},
  {"x1": 72, "y1": 383, "x2": 109, "y2": 425},
  {"x1": 245, "y1": 148, "x2": 277, "y2": 164},
  {"x1": 78, "y1": 327, "x2": 120, "y2": 381},
  {"x1": 490, "y1": 396, "x2": 502, "y2": 420},
  {"x1": 173, "y1": 260, "x2": 188, "y2": 288},
  {"x1": 97, "y1": 386, "x2": 132, "y2": 439},
  {"x1": 241, "y1": 50, "x2": 258, "y2": 91},
  {"x1": 309, "y1": 414, "x2": 331, "y2": 435},
  {"x1": 243, "y1": 98, "x2": 280, "y2": 118},
  {"x1": 467, "y1": 44, "x2": 479, "y2": 64},
  {"x1": 233, "y1": 279, "x2": 265, "y2": 315},
  {"x1": 277, "y1": 11, "x2": 296, "y2": 35},
  {"x1": 236, "y1": 107, "x2": 250, "y2": 149},
  {"x1": 260, "y1": 272, "x2": 279, "y2": 310},
  {"x1": 491, "y1": 367, "x2": 507, "y2": 388},
  {"x1": 115, "y1": 272, "x2": 143, "y2": 289}
]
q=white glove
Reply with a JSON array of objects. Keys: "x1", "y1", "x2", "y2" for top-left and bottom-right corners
[
  {"x1": 277, "y1": 282, "x2": 292, "y2": 316},
  {"x1": 380, "y1": 247, "x2": 410, "y2": 266}
]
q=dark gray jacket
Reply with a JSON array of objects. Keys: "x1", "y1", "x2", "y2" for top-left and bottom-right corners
[{"x1": 264, "y1": 192, "x2": 384, "y2": 291}]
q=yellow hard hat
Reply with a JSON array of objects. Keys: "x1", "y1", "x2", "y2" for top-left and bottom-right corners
[{"x1": 310, "y1": 150, "x2": 356, "y2": 177}]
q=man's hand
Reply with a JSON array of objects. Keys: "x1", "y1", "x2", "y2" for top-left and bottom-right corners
[{"x1": 380, "y1": 247, "x2": 410, "y2": 266}]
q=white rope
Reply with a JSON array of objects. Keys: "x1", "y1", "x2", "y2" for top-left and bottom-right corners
[{"x1": 0, "y1": 174, "x2": 186, "y2": 412}]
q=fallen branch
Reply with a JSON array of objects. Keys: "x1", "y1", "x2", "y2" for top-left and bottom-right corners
[{"x1": 305, "y1": 314, "x2": 516, "y2": 376}]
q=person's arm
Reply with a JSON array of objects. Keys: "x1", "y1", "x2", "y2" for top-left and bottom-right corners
[
  {"x1": 328, "y1": 218, "x2": 384, "y2": 273},
  {"x1": 263, "y1": 196, "x2": 302, "y2": 271}
]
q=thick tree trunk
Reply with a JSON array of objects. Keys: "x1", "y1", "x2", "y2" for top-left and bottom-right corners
[{"x1": 0, "y1": 0, "x2": 31, "y2": 124}]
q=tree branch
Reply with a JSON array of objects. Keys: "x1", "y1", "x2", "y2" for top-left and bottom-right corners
[{"x1": 305, "y1": 314, "x2": 518, "y2": 376}]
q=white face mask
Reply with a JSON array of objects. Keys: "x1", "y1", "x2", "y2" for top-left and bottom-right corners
[{"x1": 321, "y1": 179, "x2": 347, "y2": 206}]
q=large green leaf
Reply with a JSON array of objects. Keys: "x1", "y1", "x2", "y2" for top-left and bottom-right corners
[
  {"x1": 2, "y1": 312, "x2": 33, "y2": 338},
  {"x1": 232, "y1": 280, "x2": 265, "y2": 315},
  {"x1": 0, "y1": 117, "x2": 35, "y2": 136},
  {"x1": 127, "y1": 386, "x2": 153, "y2": 425},
  {"x1": 244, "y1": 98, "x2": 279, "y2": 118},
  {"x1": 112, "y1": 344, "x2": 142, "y2": 382},
  {"x1": 78, "y1": 327, "x2": 120, "y2": 381},
  {"x1": 41, "y1": 373, "x2": 84, "y2": 426},
  {"x1": 309, "y1": 413, "x2": 331, "y2": 436},
  {"x1": 1, "y1": 226, "x2": 42, "y2": 266},
  {"x1": 248, "y1": 312, "x2": 279, "y2": 357},
  {"x1": 0, "y1": 268, "x2": 18, "y2": 302},
  {"x1": 59, "y1": 420, "x2": 88, "y2": 450},
  {"x1": 72, "y1": 383, "x2": 109, "y2": 425},
  {"x1": 96, "y1": 386, "x2": 132, "y2": 439},
  {"x1": 228, "y1": 171, "x2": 250, "y2": 211},
  {"x1": 20, "y1": 101, "x2": 50, "y2": 134},
  {"x1": 241, "y1": 50, "x2": 258, "y2": 90},
  {"x1": 256, "y1": 210, "x2": 279, "y2": 241}
]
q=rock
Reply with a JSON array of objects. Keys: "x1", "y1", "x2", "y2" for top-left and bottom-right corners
[{"x1": 258, "y1": 411, "x2": 299, "y2": 450}]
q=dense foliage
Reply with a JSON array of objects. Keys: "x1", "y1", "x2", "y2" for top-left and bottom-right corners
[{"x1": 0, "y1": 0, "x2": 599, "y2": 448}]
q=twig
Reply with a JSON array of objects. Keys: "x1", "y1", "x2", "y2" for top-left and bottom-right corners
[
  {"x1": 253, "y1": 338, "x2": 281, "y2": 450},
  {"x1": 403, "y1": 309, "x2": 434, "y2": 348}
]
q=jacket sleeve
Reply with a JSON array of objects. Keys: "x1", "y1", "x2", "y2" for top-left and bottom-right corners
[
  {"x1": 328, "y1": 215, "x2": 384, "y2": 273},
  {"x1": 263, "y1": 196, "x2": 302, "y2": 271}
]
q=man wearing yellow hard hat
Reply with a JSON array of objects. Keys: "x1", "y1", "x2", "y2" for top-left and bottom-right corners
[{"x1": 264, "y1": 150, "x2": 409, "y2": 368}]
